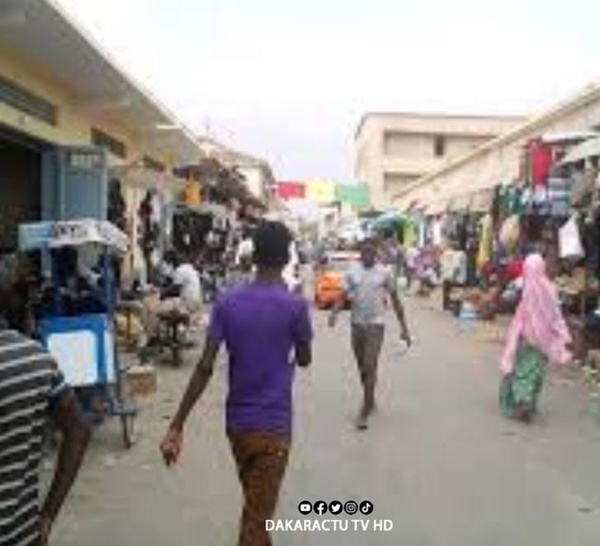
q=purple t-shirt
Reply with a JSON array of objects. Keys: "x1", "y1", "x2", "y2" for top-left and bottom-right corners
[{"x1": 208, "y1": 282, "x2": 313, "y2": 435}]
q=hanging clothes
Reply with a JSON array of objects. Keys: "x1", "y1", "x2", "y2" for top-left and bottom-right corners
[
  {"x1": 527, "y1": 139, "x2": 553, "y2": 187},
  {"x1": 558, "y1": 215, "x2": 584, "y2": 260},
  {"x1": 431, "y1": 219, "x2": 444, "y2": 247},
  {"x1": 499, "y1": 215, "x2": 521, "y2": 256},
  {"x1": 477, "y1": 215, "x2": 493, "y2": 271},
  {"x1": 183, "y1": 180, "x2": 202, "y2": 206},
  {"x1": 107, "y1": 178, "x2": 127, "y2": 231},
  {"x1": 403, "y1": 219, "x2": 418, "y2": 248},
  {"x1": 581, "y1": 212, "x2": 600, "y2": 279}
]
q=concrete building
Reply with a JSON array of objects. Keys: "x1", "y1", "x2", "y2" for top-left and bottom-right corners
[
  {"x1": 0, "y1": 0, "x2": 279, "y2": 275},
  {"x1": 396, "y1": 83, "x2": 600, "y2": 213},
  {"x1": 0, "y1": 0, "x2": 206, "y2": 259},
  {"x1": 355, "y1": 113, "x2": 525, "y2": 209}
]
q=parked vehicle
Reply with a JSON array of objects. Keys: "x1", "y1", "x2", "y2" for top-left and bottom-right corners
[{"x1": 314, "y1": 251, "x2": 360, "y2": 309}]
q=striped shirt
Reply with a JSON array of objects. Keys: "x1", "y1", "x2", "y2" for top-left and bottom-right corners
[{"x1": 0, "y1": 329, "x2": 68, "y2": 546}]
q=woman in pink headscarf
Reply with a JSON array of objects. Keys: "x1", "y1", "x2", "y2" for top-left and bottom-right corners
[{"x1": 499, "y1": 253, "x2": 572, "y2": 422}]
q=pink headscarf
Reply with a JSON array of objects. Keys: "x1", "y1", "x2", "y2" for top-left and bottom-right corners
[{"x1": 500, "y1": 254, "x2": 572, "y2": 375}]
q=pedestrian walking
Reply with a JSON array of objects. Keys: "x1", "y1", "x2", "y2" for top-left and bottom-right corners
[
  {"x1": 499, "y1": 253, "x2": 572, "y2": 422},
  {"x1": 0, "y1": 275, "x2": 90, "y2": 546},
  {"x1": 160, "y1": 221, "x2": 313, "y2": 546},
  {"x1": 329, "y1": 238, "x2": 411, "y2": 430}
]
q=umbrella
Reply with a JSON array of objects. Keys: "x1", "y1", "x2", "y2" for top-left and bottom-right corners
[{"x1": 371, "y1": 210, "x2": 404, "y2": 233}]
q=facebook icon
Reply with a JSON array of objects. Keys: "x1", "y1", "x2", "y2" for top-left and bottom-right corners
[{"x1": 314, "y1": 501, "x2": 328, "y2": 516}]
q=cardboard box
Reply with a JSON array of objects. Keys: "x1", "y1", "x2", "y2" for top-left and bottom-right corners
[{"x1": 126, "y1": 365, "x2": 157, "y2": 397}]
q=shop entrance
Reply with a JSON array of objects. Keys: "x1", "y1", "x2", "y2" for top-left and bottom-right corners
[{"x1": 0, "y1": 124, "x2": 45, "y2": 253}]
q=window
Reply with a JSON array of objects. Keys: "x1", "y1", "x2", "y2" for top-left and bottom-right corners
[
  {"x1": 0, "y1": 73, "x2": 57, "y2": 125},
  {"x1": 434, "y1": 135, "x2": 446, "y2": 157},
  {"x1": 91, "y1": 128, "x2": 127, "y2": 159}
]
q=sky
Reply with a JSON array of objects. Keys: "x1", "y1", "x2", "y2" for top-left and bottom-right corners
[{"x1": 58, "y1": 0, "x2": 600, "y2": 181}]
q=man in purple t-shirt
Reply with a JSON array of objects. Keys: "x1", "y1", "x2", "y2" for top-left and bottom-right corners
[{"x1": 161, "y1": 221, "x2": 313, "y2": 546}]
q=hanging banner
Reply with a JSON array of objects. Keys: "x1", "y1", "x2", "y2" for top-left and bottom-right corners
[
  {"x1": 277, "y1": 182, "x2": 305, "y2": 200},
  {"x1": 276, "y1": 180, "x2": 370, "y2": 209},
  {"x1": 306, "y1": 180, "x2": 335, "y2": 204},
  {"x1": 335, "y1": 183, "x2": 370, "y2": 209}
]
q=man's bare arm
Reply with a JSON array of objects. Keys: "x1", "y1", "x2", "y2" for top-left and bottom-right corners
[
  {"x1": 169, "y1": 335, "x2": 220, "y2": 431},
  {"x1": 390, "y1": 290, "x2": 411, "y2": 343},
  {"x1": 295, "y1": 341, "x2": 312, "y2": 368},
  {"x1": 41, "y1": 390, "x2": 91, "y2": 529}
]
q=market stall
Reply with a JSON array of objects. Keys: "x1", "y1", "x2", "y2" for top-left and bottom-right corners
[{"x1": 19, "y1": 219, "x2": 137, "y2": 448}]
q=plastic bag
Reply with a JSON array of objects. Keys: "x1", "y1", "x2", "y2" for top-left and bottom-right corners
[{"x1": 559, "y1": 216, "x2": 584, "y2": 259}]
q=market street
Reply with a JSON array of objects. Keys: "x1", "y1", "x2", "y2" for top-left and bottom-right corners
[{"x1": 47, "y1": 297, "x2": 600, "y2": 546}]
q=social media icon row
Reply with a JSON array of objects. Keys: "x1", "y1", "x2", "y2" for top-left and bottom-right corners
[{"x1": 298, "y1": 500, "x2": 374, "y2": 516}]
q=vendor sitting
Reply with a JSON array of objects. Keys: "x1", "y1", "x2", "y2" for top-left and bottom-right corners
[
  {"x1": 414, "y1": 244, "x2": 440, "y2": 292},
  {"x1": 41, "y1": 247, "x2": 118, "y2": 317},
  {"x1": 140, "y1": 250, "x2": 202, "y2": 349},
  {"x1": 440, "y1": 241, "x2": 467, "y2": 311}
]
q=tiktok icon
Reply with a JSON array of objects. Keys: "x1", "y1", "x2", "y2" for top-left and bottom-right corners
[{"x1": 360, "y1": 501, "x2": 374, "y2": 515}]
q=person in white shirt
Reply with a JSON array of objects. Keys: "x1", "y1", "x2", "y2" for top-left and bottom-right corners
[
  {"x1": 440, "y1": 242, "x2": 467, "y2": 311},
  {"x1": 141, "y1": 250, "x2": 202, "y2": 348}
]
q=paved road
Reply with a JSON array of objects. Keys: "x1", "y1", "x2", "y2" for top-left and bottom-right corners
[{"x1": 51, "y1": 298, "x2": 600, "y2": 545}]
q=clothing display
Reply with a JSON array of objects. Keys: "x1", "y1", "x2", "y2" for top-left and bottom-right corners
[
  {"x1": 138, "y1": 191, "x2": 160, "y2": 254},
  {"x1": 431, "y1": 220, "x2": 443, "y2": 247},
  {"x1": 172, "y1": 209, "x2": 212, "y2": 255},
  {"x1": 108, "y1": 178, "x2": 127, "y2": 231},
  {"x1": 523, "y1": 178, "x2": 571, "y2": 218},
  {"x1": 580, "y1": 212, "x2": 600, "y2": 279},
  {"x1": 183, "y1": 180, "x2": 202, "y2": 206},
  {"x1": 497, "y1": 186, "x2": 524, "y2": 218},
  {"x1": 499, "y1": 215, "x2": 520, "y2": 255},
  {"x1": 527, "y1": 139, "x2": 553, "y2": 187},
  {"x1": 558, "y1": 216, "x2": 584, "y2": 260},
  {"x1": 477, "y1": 215, "x2": 493, "y2": 272}
]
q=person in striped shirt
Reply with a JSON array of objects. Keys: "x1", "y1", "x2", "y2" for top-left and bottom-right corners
[{"x1": 0, "y1": 277, "x2": 90, "y2": 546}]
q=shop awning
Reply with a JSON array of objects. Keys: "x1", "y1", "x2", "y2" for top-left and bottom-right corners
[
  {"x1": 558, "y1": 136, "x2": 600, "y2": 166},
  {"x1": 448, "y1": 194, "x2": 471, "y2": 213},
  {"x1": 470, "y1": 187, "x2": 495, "y2": 213},
  {"x1": 570, "y1": 168, "x2": 600, "y2": 206},
  {"x1": 110, "y1": 164, "x2": 186, "y2": 192},
  {"x1": 173, "y1": 202, "x2": 229, "y2": 218},
  {"x1": 425, "y1": 201, "x2": 448, "y2": 217}
]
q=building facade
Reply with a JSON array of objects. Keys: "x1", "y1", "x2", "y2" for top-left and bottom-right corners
[
  {"x1": 395, "y1": 84, "x2": 600, "y2": 212},
  {"x1": 355, "y1": 113, "x2": 525, "y2": 209},
  {"x1": 0, "y1": 0, "x2": 278, "y2": 276},
  {"x1": 0, "y1": 0, "x2": 206, "y2": 258}
]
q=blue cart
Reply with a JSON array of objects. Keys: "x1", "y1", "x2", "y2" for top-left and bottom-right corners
[{"x1": 19, "y1": 219, "x2": 138, "y2": 448}]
